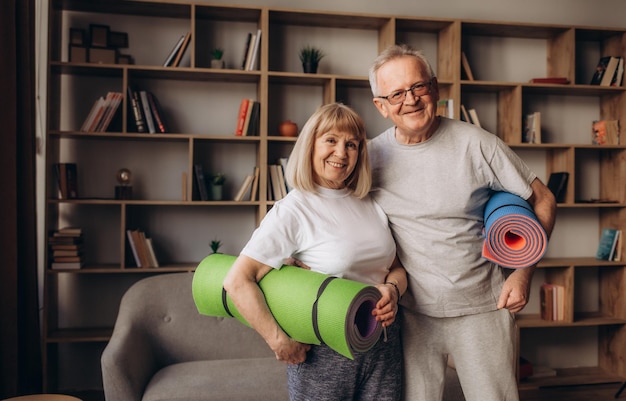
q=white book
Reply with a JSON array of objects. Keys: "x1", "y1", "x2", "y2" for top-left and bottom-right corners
[{"x1": 233, "y1": 175, "x2": 254, "y2": 201}]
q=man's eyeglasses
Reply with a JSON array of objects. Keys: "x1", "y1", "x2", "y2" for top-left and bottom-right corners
[{"x1": 376, "y1": 81, "x2": 432, "y2": 105}]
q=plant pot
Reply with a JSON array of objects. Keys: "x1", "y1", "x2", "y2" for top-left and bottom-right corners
[
  {"x1": 302, "y1": 62, "x2": 319, "y2": 74},
  {"x1": 211, "y1": 59, "x2": 225, "y2": 69},
  {"x1": 211, "y1": 185, "x2": 223, "y2": 200}
]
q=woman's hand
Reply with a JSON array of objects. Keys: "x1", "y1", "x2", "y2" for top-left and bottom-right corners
[
  {"x1": 270, "y1": 334, "x2": 311, "y2": 365},
  {"x1": 372, "y1": 282, "x2": 399, "y2": 327}
]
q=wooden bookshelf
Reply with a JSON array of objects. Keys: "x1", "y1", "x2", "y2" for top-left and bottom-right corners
[{"x1": 44, "y1": 0, "x2": 625, "y2": 393}]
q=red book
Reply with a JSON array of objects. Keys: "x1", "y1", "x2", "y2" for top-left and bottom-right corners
[
  {"x1": 529, "y1": 77, "x2": 570, "y2": 84},
  {"x1": 235, "y1": 99, "x2": 250, "y2": 136}
]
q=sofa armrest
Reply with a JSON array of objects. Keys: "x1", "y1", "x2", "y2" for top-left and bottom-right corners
[{"x1": 101, "y1": 323, "x2": 156, "y2": 401}]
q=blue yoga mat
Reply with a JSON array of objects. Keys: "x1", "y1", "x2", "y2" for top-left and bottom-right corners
[{"x1": 482, "y1": 191, "x2": 547, "y2": 269}]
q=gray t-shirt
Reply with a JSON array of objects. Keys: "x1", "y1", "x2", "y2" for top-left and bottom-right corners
[{"x1": 369, "y1": 117, "x2": 536, "y2": 317}]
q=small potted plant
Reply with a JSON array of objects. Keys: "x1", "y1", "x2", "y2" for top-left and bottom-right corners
[
  {"x1": 211, "y1": 173, "x2": 225, "y2": 200},
  {"x1": 299, "y1": 45, "x2": 324, "y2": 74},
  {"x1": 210, "y1": 48, "x2": 225, "y2": 69},
  {"x1": 210, "y1": 239, "x2": 222, "y2": 254}
]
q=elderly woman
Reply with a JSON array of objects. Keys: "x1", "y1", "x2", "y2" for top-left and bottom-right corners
[{"x1": 223, "y1": 102, "x2": 407, "y2": 401}]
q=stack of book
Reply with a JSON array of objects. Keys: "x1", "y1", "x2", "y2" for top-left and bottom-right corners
[
  {"x1": 240, "y1": 29, "x2": 262, "y2": 71},
  {"x1": 540, "y1": 282, "x2": 565, "y2": 321},
  {"x1": 234, "y1": 98, "x2": 260, "y2": 136},
  {"x1": 126, "y1": 229, "x2": 160, "y2": 268},
  {"x1": 267, "y1": 158, "x2": 290, "y2": 201},
  {"x1": 127, "y1": 86, "x2": 168, "y2": 134},
  {"x1": 80, "y1": 91, "x2": 123, "y2": 132},
  {"x1": 590, "y1": 56, "x2": 624, "y2": 87},
  {"x1": 49, "y1": 227, "x2": 84, "y2": 269}
]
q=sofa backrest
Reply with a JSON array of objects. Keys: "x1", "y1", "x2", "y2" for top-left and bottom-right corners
[{"x1": 115, "y1": 272, "x2": 275, "y2": 366}]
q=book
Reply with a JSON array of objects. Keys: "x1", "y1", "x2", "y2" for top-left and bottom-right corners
[
  {"x1": 461, "y1": 52, "x2": 474, "y2": 81},
  {"x1": 95, "y1": 91, "x2": 123, "y2": 132},
  {"x1": 529, "y1": 77, "x2": 570, "y2": 84},
  {"x1": 240, "y1": 32, "x2": 252, "y2": 70},
  {"x1": 546, "y1": 172, "x2": 569, "y2": 203},
  {"x1": 540, "y1": 283, "x2": 554, "y2": 321},
  {"x1": 600, "y1": 56, "x2": 620, "y2": 86},
  {"x1": 468, "y1": 108, "x2": 481, "y2": 127},
  {"x1": 139, "y1": 90, "x2": 156, "y2": 133},
  {"x1": 126, "y1": 229, "x2": 142, "y2": 267},
  {"x1": 194, "y1": 164, "x2": 209, "y2": 201},
  {"x1": 145, "y1": 237, "x2": 160, "y2": 268},
  {"x1": 147, "y1": 92, "x2": 168, "y2": 133},
  {"x1": 460, "y1": 104, "x2": 470, "y2": 123},
  {"x1": 540, "y1": 283, "x2": 565, "y2": 321},
  {"x1": 51, "y1": 261, "x2": 84, "y2": 270},
  {"x1": 245, "y1": 101, "x2": 260, "y2": 136},
  {"x1": 55, "y1": 163, "x2": 78, "y2": 199},
  {"x1": 243, "y1": 32, "x2": 257, "y2": 71},
  {"x1": 590, "y1": 56, "x2": 611, "y2": 85},
  {"x1": 268, "y1": 164, "x2": 283, "y2": 200},
  {"x1": 275, "y1": 162, "x2": 288, "y2": 199},
  {"x1": 611, "y1": 56, "x2": 624, "y2": 87},
  {"x1": 163, "y1": 34, "x2": 186, "y2": 67},
  {"x1": 249, "y1": 166, "x2": 260, "y2": 201},
  {"x1": 172, "y1": 32, "x2": 191, "y2": 67},
  {"x1": 127, "y1": 86, "x2": 146, "y2": 133},
  {"x1": 596, "y1": 228, "x2": 620, "y2": 260},
  {"x1": 80, "y1": 96, "x2": 105, "y2": 132},
  {"x1": 233, "y1": 175, "x2": 254, "y2": 201},
  {"x1": 523, "y1": 111, "x2": 541, "y2": 144},
  {"x1": 592, "y1": 119, "x2": 620, "y2": 145},
  {"x1": 246, "y1": 29, "x2": 262, "y2": 71},
  {"x1": 241, "y1": 99, "x2": 256, "y2": 137},
  {"x1": 234, "y1": 99, "x2": 251, "y2": 136},
  {"x1": 278, "y1": 157, "x2": 291, "y2": 193},
  {"x1": 590, "y1": 56, "x2": 620, "y2": 86},
  {"x1": 613, "y1": 230, "x2": 623, "y2": 262}
]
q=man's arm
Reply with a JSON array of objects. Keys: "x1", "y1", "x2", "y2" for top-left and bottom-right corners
[{"x1": 497, "y1": 178, "x2": 557, "y2": 312}]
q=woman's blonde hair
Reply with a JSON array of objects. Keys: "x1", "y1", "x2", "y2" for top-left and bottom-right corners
[{"x1": 284, "y1": 103, "x2": 371, "y2": 199}]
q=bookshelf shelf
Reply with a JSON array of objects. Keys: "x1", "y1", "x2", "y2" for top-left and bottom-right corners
[{"x1": 44, "y1": 0, "x2": 626, "y2": 394}]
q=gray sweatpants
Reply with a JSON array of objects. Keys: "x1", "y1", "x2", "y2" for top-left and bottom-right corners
[
  {"x1": 287, "y1": 320, "x2": 403, "y2": 401},
  {"x1": 402, "y1": 308, "x2": 519, "y2": 401}
]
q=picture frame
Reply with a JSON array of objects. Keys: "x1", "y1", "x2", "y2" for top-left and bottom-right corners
[
  {"x1": 109, "y1": 31, "x2": 129, "y2": 48},
  {"x1": 117, "y1": 54, "x2": 133, "y2": 65},
  {"x1": 88, "y1": 47, "x2": 117, "y2": 64},
  {"x1": 69, "y1": 28, "x2": 85, "y2": 45},
  {"x1": 68, "y1": 45, "x2": 87, "y2": 63},
  {"x1": 89, "y1": 24, "x2": 110, "y2": 48}
]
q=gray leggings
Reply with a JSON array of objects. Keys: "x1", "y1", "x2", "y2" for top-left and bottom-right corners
[{"x1": 287, "y1": 320, "x2": 403, "y2": 401}]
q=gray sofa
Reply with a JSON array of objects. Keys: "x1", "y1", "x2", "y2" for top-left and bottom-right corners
[{"x1": 101, "y1": 272, "x2": 464, "y2": 401}]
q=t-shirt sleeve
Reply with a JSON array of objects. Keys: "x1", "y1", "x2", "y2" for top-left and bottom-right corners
[
  {"x1": 240, "y1": 201, "x2": 301, "y2": 269},
  {"x1": 489, "y1": 138, "x2": 536, "y2": 200}
]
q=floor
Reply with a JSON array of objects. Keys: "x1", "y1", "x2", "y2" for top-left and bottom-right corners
[{"x1": 73, "y1": 382, "x2": 626, "y2": 401}]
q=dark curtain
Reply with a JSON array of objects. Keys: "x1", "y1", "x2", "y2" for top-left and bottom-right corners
[{"x1": 0, "y1": 0, "x2": 42, "y2": 397}]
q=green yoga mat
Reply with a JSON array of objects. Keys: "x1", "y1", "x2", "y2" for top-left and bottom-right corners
[{"x1": 192, "y1": 253, "x2": 383, "y2": 359}]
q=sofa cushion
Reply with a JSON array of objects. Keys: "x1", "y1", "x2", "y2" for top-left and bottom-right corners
[{"x1": 142, "y1": 357, "x2": 289, "y2": 401}]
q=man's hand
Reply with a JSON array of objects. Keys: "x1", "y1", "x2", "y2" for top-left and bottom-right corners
[{"x1": 497, "y1": 267, "x2": 534, "y2": 312}]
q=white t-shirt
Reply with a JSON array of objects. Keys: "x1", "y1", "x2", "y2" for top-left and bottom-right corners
[
  {"x1": 241, "y1": 186, "x2": 396, "y2": 285},
  {"x1": 369, "y1": 117, "x2": 536, "y2": 317}
]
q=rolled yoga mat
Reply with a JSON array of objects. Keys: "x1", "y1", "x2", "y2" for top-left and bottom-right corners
[
  {"x1": 482, "y1": 191, "x2": 548, "y2": 269},
  {"x1": 192, "y1": 253, "x2": 383, "y2": 359}
]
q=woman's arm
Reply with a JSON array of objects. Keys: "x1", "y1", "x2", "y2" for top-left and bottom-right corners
[
  {"x1": 223, "y1": 254, "x2": 310, "y2": 364},
  {"x1": 373, "y1": 256, "x2": 407, "y2": 327}
]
